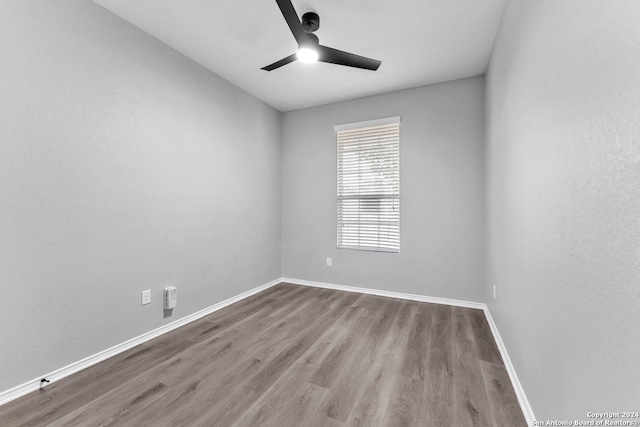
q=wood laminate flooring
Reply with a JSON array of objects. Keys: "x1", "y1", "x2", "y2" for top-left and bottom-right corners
[{"x1": 0, "y1": 283, "x2": 527, "y2": 426}]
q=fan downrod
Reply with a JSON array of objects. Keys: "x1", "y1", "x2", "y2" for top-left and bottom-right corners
[{"x1": 301, "y1": 12, "x2": 320, "y2": 33}]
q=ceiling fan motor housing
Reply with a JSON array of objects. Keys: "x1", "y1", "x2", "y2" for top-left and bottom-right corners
[{"x1": 302, "y1": 12, "x2": 320, "y2": 33}]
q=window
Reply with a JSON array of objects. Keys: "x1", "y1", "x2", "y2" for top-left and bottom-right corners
[{"x1": 335, "y1": 117, "x2": 400, "y2": 252}]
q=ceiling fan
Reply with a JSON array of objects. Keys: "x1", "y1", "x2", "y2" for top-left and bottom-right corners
[{"x1": 262, "y1": 0, "x2": 382, "y2": 72}]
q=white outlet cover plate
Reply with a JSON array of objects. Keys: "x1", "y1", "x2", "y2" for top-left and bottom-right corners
[{"x1": 141, "y1": 290, "x2": 151, "y2": 305}]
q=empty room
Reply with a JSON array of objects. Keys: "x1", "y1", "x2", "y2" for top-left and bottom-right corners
[{"x1": 1, "y1": 0, "x2": 638, "y2": 425}]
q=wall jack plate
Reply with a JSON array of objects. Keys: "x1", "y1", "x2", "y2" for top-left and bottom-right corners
[{"x1": 141, "y1": 289, "x2": 151, "y2": 306}]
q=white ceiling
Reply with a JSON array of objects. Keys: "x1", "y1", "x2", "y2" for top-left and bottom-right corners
[{"x1": 93, "y1": 0, "x2": 505, "y2": 111}]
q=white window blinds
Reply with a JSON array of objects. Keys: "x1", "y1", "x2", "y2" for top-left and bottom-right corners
[{"x1": 336, "y1": 118, "x2": 400, "y2": 252}]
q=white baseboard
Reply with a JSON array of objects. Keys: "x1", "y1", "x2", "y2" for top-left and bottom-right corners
[
  {"x1": 482, "y1": 307, "x2": 536, "y2": 424},
  {"x1": 281, "y1": 277, "x2": 486, "y2": 310},
  {"x1": 0, "y1": 277, "x2": 282, "y2": 407},
  {"x1": 282, "y1": 276, "x2": 535, "y2": 424}
]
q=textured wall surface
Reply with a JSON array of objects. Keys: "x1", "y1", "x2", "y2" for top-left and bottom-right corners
[
  {"x1": 0, "y1": 0, "x2": 281, "y2": 392},
  {"x1": 282, "y1": 77, "x2": 486, "y2": 302},
  {"x1": 486, "y1": 0, "x2": 640, "y2": 418}
]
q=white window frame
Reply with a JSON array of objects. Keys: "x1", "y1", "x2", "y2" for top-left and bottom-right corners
[{"x1": 335, "y1": 116, "x2": 401, "y2": 253}]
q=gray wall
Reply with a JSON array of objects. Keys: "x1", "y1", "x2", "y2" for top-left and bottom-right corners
[
  {"x1": 281, "y1": 77, "x2": 486, "y2": 302},
  {"x1": 0, "y1": 0, "x2": 281, "y2": 392},
  {"x1": 486, "y1": 0, "x2": 640, "y2": 419}
]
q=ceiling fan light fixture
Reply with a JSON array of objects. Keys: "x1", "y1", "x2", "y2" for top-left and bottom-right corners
[
  {"x1": 297, "y1": 47, "x2": 318, "y2": 63},
  {"x1": 261, "y1": 0, "x2": 381, "y2": 72}
]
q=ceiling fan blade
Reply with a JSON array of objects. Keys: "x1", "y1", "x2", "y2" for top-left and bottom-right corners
[
  {"x1": 318, "y1": 45, "x2": 381, "y2": 71},
  {"x1": 261, "y1": 53, "x2": 298, "y2": 71},
  {"x1": 275, "y1": 0, "x2": 310, "y2": 46}
]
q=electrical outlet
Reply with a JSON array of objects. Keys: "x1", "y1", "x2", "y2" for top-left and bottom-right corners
[
  {"x1": 326, "y1": 257, "x2": 332, "y2": 267},
  {"x1": 164, "y1": 286, "x2": 177, "y2": 309},
  {"x1": 141, "y1": 289, "x2": 151, "y2": 306},
  {"x1": 493, "y1": 284, "x2": 496, "y2": 300}
]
